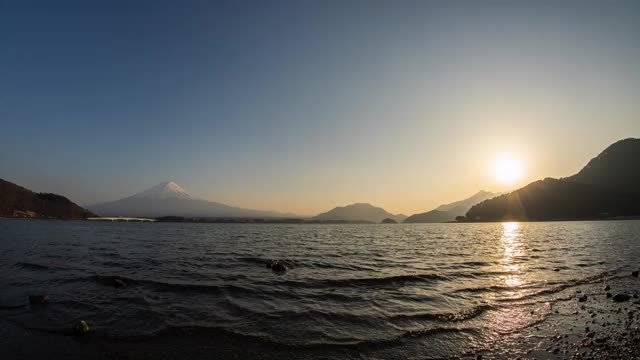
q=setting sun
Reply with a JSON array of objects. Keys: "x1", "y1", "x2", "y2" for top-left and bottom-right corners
[{"x1": 492, "y1": 153, "x2": 524, "y2": 185}]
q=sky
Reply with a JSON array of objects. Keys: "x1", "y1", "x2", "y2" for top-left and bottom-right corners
[{"x1": 1, "y1": 0, "x2": 640, "y2": 216}]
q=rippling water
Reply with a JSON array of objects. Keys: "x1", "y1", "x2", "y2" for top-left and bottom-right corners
[{"x1": 1, "y1": 219, "x2": 639, "y2": 357}]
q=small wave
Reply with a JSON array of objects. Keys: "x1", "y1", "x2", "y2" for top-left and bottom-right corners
[
  {"x1": 0, "y1": 304, "x2": 26, "y2": 310},
  {"x1": 459, "y1": 261, "x2": 494, "y2": 267},
  {"x1": 140, "y1": 324, "x2": 473, "y2": 349},
  {"x1": 238, "y1": 257, "x2": 376, "y2": 272},
  {"x1": 294, "y1": 326, "x2": 475, "y2": 348},
  {"x1": 54, "y1": 299, "x2": 101, "y2": 312},
  {"x1": 0, "y1": 317, "x2": 70, "y2": 336},
  {"x1": 491, "y1": 270, "x2": 617, "y2": 302},
  {"x1": 307, "y1": 262, "x2": 375, "y2": 271},
  {"x1": 446, "y1": 270, "x2": 618, "y2": 305},
  {"x1": 75, "y1": 274, "x2": 276, "y2": 297},
  {"x1": 388, "y1": 304, "x2": 494, "y2": 323},
  {"x1": 257, "y1": 305, "x2": 489, "y2": 329},
  {"x1": 108, "y1": 324, "x2": 272, "y2": 344},
  {"x1": 15, "y1": 262, "x2": 51, "y2": 271},
  {"x1": 452, "y1": 283, "x2": 543, "y2": 294},
  {"x1": 277, "y1": 273, "x2": 448, "y2": 289},
  {"x1": 451, "y1": 270, "x2": 523, "y2": 279},
  {"x1": 359, "y1": 326, "x2": 473, "y2": 347}
]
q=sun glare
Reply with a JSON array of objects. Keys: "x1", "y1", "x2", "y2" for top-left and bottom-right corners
[{"x1": 492, "y1": 153, "x2": 524, "y2": 185}]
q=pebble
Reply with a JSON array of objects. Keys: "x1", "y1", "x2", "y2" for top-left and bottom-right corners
[
  {"x1": 613, "y1": 294, "x2": 632, "y2": 303},
  {"x1": 73, "y1": 320, "x2": 91, "y2": 335}
]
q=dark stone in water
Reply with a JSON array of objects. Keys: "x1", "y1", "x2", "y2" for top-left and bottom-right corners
[
  {"x1": 612, "y1": 293, "x2": 631, "y2": 302},
  {"x1": 604, "y1": 285, "x2": 611, "y2": 291},
  {"x1": 272, "y1": 263, "x2": 287, "y2": 273},
  {"x1": 73, "y1": 320, "x2": 91, "y2": 335},
  {"x1": 28, "y1": 295, "x2": 48, "y2": 305},
  {"x1": 267, "y1": 260, "x2": 287, "y2": 273},
  {"x1": 578, "y1": 295, "x2": 588, "y2": 302},
  {"x1": 632, "y1": 270, "x2": 639, "y2": 278},
  {"x1": 607, "y1": 292, "x2": 612, "y2": 298},
  {"x1": 95, "y1": 275, "x2": 127, "y2": 288}
]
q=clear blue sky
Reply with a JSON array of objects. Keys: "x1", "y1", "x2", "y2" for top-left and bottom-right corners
[{"x1": 1, "y1": 0, "x2": 639, "y2": 215}]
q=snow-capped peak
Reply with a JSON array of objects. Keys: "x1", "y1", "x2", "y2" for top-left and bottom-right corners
[{"x1": 131, "y1": 181, "x2": 192, "y2": 200}]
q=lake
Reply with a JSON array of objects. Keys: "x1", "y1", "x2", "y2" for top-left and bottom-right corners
[{"x1": 1, "y1": 219, "x2": 639, "y2": 358}]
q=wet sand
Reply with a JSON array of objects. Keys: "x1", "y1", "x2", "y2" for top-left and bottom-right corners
[{"x1": 469, "y1": 273, "x2": 640, "y2": 359}]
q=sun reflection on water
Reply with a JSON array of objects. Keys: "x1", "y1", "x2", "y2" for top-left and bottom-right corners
[
  {"x1": 476, "y1": 222, "x2": 553, "y2": 340},
  {"x1": 500, "y1": 222, "x2": 525, "y2": 288}
]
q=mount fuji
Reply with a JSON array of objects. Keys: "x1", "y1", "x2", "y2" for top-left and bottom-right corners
[
  {"x1": 130, "y1": 181, "x2": 192, "y2": 200},
  {"x1": 88, "y1": 181, "x2": 291, "y2": 218}
]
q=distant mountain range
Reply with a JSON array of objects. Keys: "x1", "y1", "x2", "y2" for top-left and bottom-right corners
[
  {"x1": 0, "y1": 178, "x2": 94, "y2": 220},
  {"x1": 466, "y1": 138, "x2": 640, "y2": 221},
  {"x1": 89, "y1": 181, "x2": 292, "y2": 219},
  {"x1": 404, "y1": 190, "x2": 498, "y2": 223},
  {"x1": 311, "y1": 203, "x2": 407, "y2": 223},
  {"x1": 3, "y1": 138, "x2": 638, "y2": 223}
]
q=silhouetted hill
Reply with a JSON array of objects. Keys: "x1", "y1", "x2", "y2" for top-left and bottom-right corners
[
  {"x1": 0, "y1": 178, "x2": 94, "y2": 220},
  {"x1": 465, "y1": 139, "x2": 640, "y2": 222},
  {"x1": 404, "y1": 191, "x2": 497, "y2": 223},
  {"x1": 567, "y1": 138, "x2": 640, "y2": 196},
  {"x1": 312, "y1": 203, "x2": 406, "y2": 223},
  {"x1": 466, "y1": 178, "x2": 640, "y2": 221},
  {"x1": 381, "y1": 218, "x2": 398, "y2": 224},
  {"x1": 404, "y1": 209, "x2": 459, "y2": 223}
]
